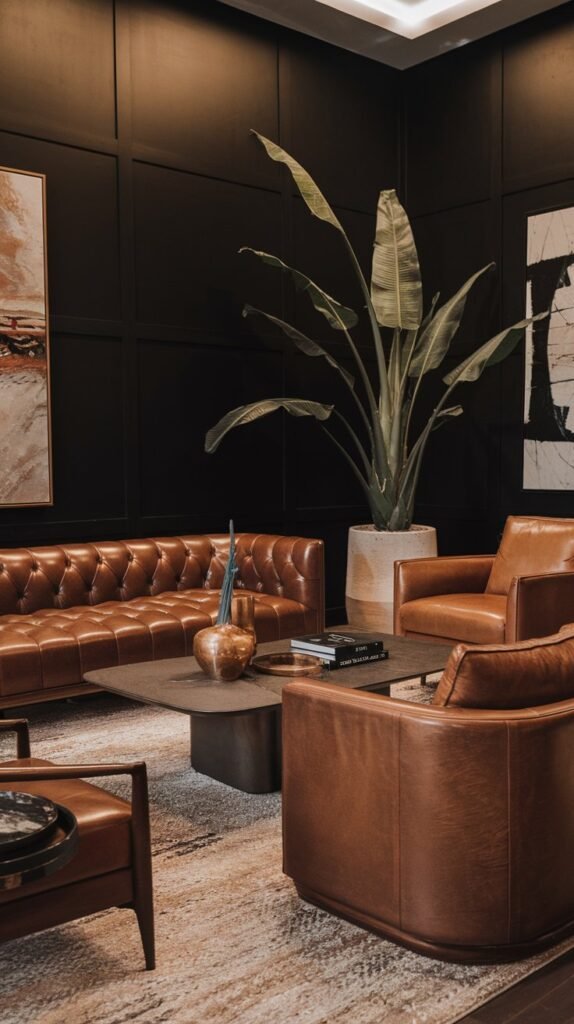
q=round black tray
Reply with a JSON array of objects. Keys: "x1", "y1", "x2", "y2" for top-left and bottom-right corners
[
  {"x1": 0, "y1": 791, "x2": 60, "y2": 855},
  {"x1": 0, "y1": 802, "x2": 78, "y2": 889}
]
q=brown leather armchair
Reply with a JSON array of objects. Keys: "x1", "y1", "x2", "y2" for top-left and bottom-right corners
[
  {"x1": 282, "y1": 676, "x2": 574, "y2": 963},
  {"x1": 394, "y1": 515, "x2": 574, "y2": 644},
  {"x1": 0, "y1": 719, "x2": 154, "y2": 969}
]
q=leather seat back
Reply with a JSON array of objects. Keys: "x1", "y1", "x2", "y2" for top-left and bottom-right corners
[
  {"x1": 0, "y1": 534, "x2": 321, "y2": 617},
  {"x1": 486, "y1": 515, "x2": 574, "y2": 595},
  {"x1": 434, "y1": 626, "x2": 574, "y2": 709}
]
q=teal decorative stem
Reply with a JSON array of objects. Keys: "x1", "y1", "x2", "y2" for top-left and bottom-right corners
[{"x1": 216, "y1": 520, "x2": 237, "y2": 625}]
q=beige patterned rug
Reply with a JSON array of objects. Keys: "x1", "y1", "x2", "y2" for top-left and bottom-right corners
[{"x1": 0, "y1": 684, "x2": 572, "y2": 1024}]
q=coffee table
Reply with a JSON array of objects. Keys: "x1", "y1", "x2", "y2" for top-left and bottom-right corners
[{"x1": 85, "y1": 633, "x2": 452, "y2": 793}]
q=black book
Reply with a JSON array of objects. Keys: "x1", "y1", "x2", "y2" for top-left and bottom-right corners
[
  {"x1": 291, "y1": 630, "x2": 386, "y2": 657},
  {"x1": 323, "y1": 650, "x2": 389, "y2": 670}
]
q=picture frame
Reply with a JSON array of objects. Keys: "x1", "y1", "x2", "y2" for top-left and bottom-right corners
[{"x1": 0, "y1": 165, "x2": 53, "y2": 507}]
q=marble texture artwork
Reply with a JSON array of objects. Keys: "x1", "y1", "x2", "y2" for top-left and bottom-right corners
[
  {"x1": 524, "y1": 206, "x2": 574, "y2": 490},
  {"x1": 0, "y1": 166, "x2": 52, "y2": 506}
]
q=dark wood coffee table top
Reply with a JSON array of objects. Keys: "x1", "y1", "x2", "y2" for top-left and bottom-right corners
[{"x1": 85, "y1": 634, "x2": 452, "y2": 716}]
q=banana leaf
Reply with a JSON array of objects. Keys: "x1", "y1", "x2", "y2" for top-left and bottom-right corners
[
  {"x1": 371, "y1": 189, "x2": 422, "y2": 331},
  {"x1": 205, "y1": 398, "x2": 333, "y2": 454},
  {"x1": 251, "y1": 131, "x2": 343, "y2": 231},
  {"x1": 243, "y1": 305, "x2": 355, "y2": 389},
  {"x1": 240, "y1": 249, "x2": 357, "y2": 331},
  {"x1": 442, "y1": 312, "x2": 549, "y2": 387},
  {"x1": 408, "y1": 264, "x2": 494, "y2": 378}
]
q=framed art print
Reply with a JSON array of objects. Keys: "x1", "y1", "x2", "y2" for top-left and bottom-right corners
[
  {"x1": 523, "y1": 205, "x2": 574, "y2": 490},
  {"x1": 0, "y1": 165, "x2": 52, "y2": 506}
]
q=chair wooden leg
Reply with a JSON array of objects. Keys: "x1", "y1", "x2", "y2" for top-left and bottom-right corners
[
  {"x1": 131, "y1": 767, "x2": 156, "y2": 970},
  {"x1": 134, "y1": 894, "x2": 155, "y2": 970}
]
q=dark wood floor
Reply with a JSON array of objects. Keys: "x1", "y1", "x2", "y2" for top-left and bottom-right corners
[{"x1": 460, "y1": 947, "x2": 574, "y2": 1023}]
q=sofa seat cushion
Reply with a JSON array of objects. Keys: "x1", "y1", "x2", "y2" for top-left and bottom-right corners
[
  {"x1": 0, "y1": 758, "x2": 132, "y2": 903},
  {"x1": 0, "y1": 589, "x2": 311, "y2": 698},
  {"x1": 400, "y1": 593, "x2": 506, "y2": 644},
  {"x1": 433, "y1": 627, "x2": 574, "y2": 709}
]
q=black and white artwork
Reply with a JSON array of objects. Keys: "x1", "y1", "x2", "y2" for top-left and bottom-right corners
[{"x1": 524, "y1": 206, "x2": 574, "y2": 489}]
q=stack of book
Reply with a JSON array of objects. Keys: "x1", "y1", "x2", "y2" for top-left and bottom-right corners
[{"x1": 290, "y1": 631, "x2": 388, "y2": 670}]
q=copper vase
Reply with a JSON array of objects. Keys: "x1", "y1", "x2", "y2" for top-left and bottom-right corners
[{"x1": 193, "y1": 623, "x2": 255, "y2": 682}]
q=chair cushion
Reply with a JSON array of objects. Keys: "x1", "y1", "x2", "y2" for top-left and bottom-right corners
[
  {"x1": 486, "y1": 515, "x2": 574, "y2": 595},
  {"x1": 433, "y1": 626, "x2": 574, "y2": 709},
  {"x1": 0, "y1": 758, "x2": 132, "y2": 903},
  {"x1": 400, "y1": 593, "x2": 506, "y2": 644}
]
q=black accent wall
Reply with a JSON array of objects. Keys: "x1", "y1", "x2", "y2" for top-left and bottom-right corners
[
  {"x1": 1, "y1": 0, "x2": 573, "y2": 616},
  {"x1": 0, "y1": 0, "x2": 400, "y2": 619},
  {"x1": 404, "y1": 3, "x2": 574, "y2": 555}
]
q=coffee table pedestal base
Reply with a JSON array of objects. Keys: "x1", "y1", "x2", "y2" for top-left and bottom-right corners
[{"x1": 190, "y1": 709, "x2": 282, "y2": 793}]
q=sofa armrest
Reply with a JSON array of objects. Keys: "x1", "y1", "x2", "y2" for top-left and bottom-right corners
[
  {"x1": 235, "y1": 534, "x2": 325, "y2": 629},
  {"x1": 0, "y1": 719, "x2": 30, "y2": 758},
  {"x1": 394, "y1": 555, "x2": 495, "y2": 634},
  {"x1": 506, "y1": 571, "x2": 574, "y2": 642}
]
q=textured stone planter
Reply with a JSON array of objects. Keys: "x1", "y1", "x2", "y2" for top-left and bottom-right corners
[{"x1": 345, "y1": 524, "x2": 437, "y2": 633}]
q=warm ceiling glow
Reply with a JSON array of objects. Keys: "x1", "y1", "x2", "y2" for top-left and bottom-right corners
[{"x1": 312, "y1": 0, "x2": 504, "y2": 38}]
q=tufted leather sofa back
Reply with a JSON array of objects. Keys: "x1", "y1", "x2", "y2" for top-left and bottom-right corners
[{"x1": 0, "y1": 534, "x2": 324, "y2": 618}]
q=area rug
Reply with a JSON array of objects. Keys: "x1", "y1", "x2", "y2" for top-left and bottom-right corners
[{"x1": 0, "y1": 686, "x2": 572, "y2": 1024}]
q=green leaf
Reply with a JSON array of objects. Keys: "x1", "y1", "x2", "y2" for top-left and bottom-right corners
[
  {"x1": 371, "y1": 190, "x2": 423, "y2": 331},
  {"x1": 409, "y1": 265, "x2": 494, "y2": 378},
  {"x1": 251, "y1": 131, "x2": 343, "y2": 231},
  {"x1": 243, "y1": 305, "x2": 355, "y2": 389},
  {"x1": 240, "y1": 249, "x2": 357, "y2": 331},
  {"x1": 442, "y1": 312, "x2": 549, "y2": 387},
  {"x1": 205, "y1": 398, "x2": 333, "y2": 453}
]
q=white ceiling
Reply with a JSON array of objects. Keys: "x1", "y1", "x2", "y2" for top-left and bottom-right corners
[{"x1": 218, "y1": 0, "x2": 569, "y2": 68}]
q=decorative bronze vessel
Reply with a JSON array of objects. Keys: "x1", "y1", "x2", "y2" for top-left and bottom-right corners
[{"x1": 193, "y1": 623, "x2": 255, "y2": 682}]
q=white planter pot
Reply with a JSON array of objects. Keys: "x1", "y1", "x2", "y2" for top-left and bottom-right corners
[{"x1": 345, "y1": 523, "x2": 437, "y2": 633}]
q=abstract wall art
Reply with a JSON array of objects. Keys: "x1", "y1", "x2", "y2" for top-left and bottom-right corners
[
  {"x1": 0, "y1": 166, "x2": 52, "y2": 506},
  {"x1": 524, "y1": 204, "x2": 574, "y2": 490}
]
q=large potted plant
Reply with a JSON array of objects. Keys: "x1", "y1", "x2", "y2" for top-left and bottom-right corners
[{"x1": 206, "y1": 132, "x2": 545, "y2": 631}]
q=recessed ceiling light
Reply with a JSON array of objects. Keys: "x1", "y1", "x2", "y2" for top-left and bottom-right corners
[{"x1": 312, "y1": 0, "x2": 503, "y2": 38}]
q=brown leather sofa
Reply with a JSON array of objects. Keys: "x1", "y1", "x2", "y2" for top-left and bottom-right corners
[
  {"x1": 282, "y1": 626, "x2": 574, "y2": 963},
  {"x1": 0, "y1": 533, "x2": 324, "y2": 709},
  {"x1": 0, "y1": 718, "x2": 154, "y2": 968},
  {"x1": 394, "y1": 515, "x2": 574, "y2": 644}
]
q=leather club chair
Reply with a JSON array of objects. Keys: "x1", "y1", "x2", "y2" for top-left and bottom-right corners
[
  {"x1": 394, "y1": 515, "x2": 574, "y2": 645},
  {"x1": 282, "y1": 626, "x2": 574, "y2": 963},
  {"x1": 0, "y1": 719, "x2": 154, "y2": 969}
]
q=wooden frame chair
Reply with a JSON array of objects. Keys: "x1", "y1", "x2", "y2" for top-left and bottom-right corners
[{"x1": 0, "y1": 719, "x2": 155, "y2": 969}]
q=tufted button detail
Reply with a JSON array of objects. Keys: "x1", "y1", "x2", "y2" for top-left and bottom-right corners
[
  {"x1": 65, "y1": 558, "x2": 71, "y2": 568},
  {"x1": 128, "y1": 554, "x2": 134, "y2": 562},
  {"x1": 96, "y1": 555, "x2": 103, "y2": 565},
  {"x1": 32, "y1": 562, "x2": 38, "y2": 571}
]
